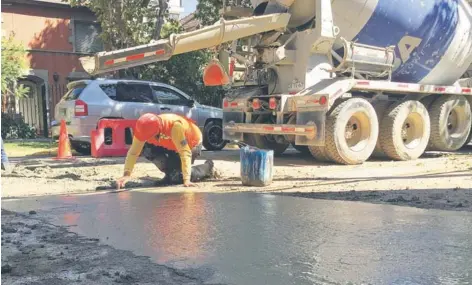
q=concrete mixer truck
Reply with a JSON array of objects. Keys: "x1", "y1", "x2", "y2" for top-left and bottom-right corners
[{"x1": 79, "y1": 0, "x2": 472, "y2": 165}]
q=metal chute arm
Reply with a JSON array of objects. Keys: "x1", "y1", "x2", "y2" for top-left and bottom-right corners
[{"x1": 80, "y1": 13, "x2": 291, "y2": 75}]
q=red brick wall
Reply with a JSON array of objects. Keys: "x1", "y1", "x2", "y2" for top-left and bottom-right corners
[{"x1": 1, "y1": 4, "x2": 94, "y2": 85}]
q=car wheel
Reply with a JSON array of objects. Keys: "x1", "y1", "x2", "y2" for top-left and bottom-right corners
[
  {"x1": 70, "y1": 140, "x2": 91, "y2": 155},
  {"x1": 203, "y1": 121, "x2": 227, "y2": 151}
]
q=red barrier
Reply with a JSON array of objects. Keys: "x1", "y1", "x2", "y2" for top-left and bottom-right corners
[{"x1": 91, "y1": 119, "x2": 137, "y2": 158}]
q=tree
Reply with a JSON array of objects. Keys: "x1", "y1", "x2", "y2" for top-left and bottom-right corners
[
  {"x1": 69, "y1": 0, "x2": 230, "y2": 106},
  {"x1": 68, "y1": 0, "x2": 168, "y2": 50},
  {"x1": 191, "y1": 0, "x2": 253, "y2": 106},
  {"x1": 195, "y1": 0, "x2": 252, "y2": 26},
  {"x1": 1, "y1": 34, "x2": 35, "y2": 138},
  {"x1": 69, "y1": 0, "x2": 171, "y2": 79},
  {"x1": 1, "y1": 34, "x2": 30, "y2": 106},
  {"x1": 138, "y1": 20, "x2": 223, "y2": 106}
]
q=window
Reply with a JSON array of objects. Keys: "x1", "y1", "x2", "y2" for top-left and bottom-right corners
[
  {"x1": 168, "y1": 13, "x2": 179, "y2": 20},
  {"x1": 100, "y1": 84, "x2": 117, "y2": 99},
  {"x1": 63, "y1": 85, "x2": 86, "y2": 101},
  {"x1": 151, "y1": 86, "x2": 187, "y2": 105},
  {"x1": 74, "y1": 21, "x2": 104, "y2": 53},
  {"x1": 114, "y1": 83, "x2": 154, "y2": 103}
]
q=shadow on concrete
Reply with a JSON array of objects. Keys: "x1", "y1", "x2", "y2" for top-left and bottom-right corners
[
  {"x1": 8, "y1": 143, "x2": 472, "y2": 168},
  {"x1": 202, "y1": 146, "x2": 472, "y2": 167},
  {"x1": 214, "y1": 169, "x2": 472, "y2": 188},
  {"x1": 89, "y1": 182, "x2": 472, "y2": 213},
  {"x1": 276, "y1": 187, "x2": 472, "y2": 212}
]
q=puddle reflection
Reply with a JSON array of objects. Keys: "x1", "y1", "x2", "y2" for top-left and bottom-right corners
[{"x1": 144, "y1": 192, "x2": 214, "y2": 265}]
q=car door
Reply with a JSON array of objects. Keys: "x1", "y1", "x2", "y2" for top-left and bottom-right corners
[
  {"x1": 114, "y1": 82, "x2": 160, "y2": 119},
  {"x1": 150, "y1": 84, "x2": 198, "y2": 122}
]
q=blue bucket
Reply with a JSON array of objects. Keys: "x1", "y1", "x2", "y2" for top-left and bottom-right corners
[{"x1": 240, "y1": 146, "x2": 274, "y2": 187}]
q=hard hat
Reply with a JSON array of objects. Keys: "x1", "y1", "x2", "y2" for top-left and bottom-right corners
[{"x1": 134, "y1": 113, "x2": 161, "y2": 141}]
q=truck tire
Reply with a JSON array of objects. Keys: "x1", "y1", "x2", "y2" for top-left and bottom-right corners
[
  {"x1": 243, "y1": 133, "x2": 257, "y2": 146},
  {"x1": 292, "y1": 144, "x2": 310, "y2": 155},
  {"x1": 308, "y1": 146, "x2": 330, "y2": 162},
  {"x1": 428, "y1": 95, "x2": 472, "y2": 151},
  {"x1": 253, "y1": 134, "x2": 289, "y2": 156},
  {"x1": 324, "y1": 98, "x2": 379, "y2": 165},
  {"x1": 462, "y1": 127, "x2": 472, "y2": 148},
  {"x1": 252, "y1": 116, "x2": 289, "y2": 156},
  {"x1": 379, "y1": 100, "x2": 430, "y2": 161},
  {"x1": 371, "y1": 100, "x2": 393, "y2": 158},
  {"x1": 460, "y1": 100, "x2": 472, "y2": 149}
]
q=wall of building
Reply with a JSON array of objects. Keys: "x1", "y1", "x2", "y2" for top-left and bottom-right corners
[
  {"x1": 168, "y1": 0, "x2": 184, "y2": 19},
  {"x1": 1, "y1": 2, "x2": 100, "y2": 134},
  {"x1": 1, "y1": 3, "x2": 97, "y2": 85}
]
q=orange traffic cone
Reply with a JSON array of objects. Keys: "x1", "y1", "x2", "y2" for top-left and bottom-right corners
[{"x1": 55, "y1": 119, "x2": 75, "y2": 160}]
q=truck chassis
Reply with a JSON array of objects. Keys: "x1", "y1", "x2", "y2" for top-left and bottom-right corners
[{"x1": 222, "y1": 77, "x2": 472, "y2": 164}]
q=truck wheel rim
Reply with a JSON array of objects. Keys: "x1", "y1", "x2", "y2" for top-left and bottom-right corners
[
  {"x1": 447, "y1": 109, "x2": 459, "y2": 138},
  {"x1": 402, "y1": 112, "x2": 424, "y2": 149},
  {"x1": 344, "y1": 112, "x2": 370, "y2": 152}
]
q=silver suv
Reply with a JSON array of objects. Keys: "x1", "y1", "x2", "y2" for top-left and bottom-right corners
[{"x1": 51, "y1": 79, "x2": 226, "y2": 154}]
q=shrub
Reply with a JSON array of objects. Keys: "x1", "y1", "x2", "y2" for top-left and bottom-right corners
[{"x1": 1, "y1": 113, "x2": 37, "y2": 139}]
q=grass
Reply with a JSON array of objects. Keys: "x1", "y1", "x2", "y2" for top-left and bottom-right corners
[
  {"x1": 3, "y1": 140, "x2": 64, "y2": 157},
  {"x1": 2, "y1": 139, "x2": 241, "y2": 158}
]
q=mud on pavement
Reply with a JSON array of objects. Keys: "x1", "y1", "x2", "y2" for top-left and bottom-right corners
[
  {"x1": 1, "y1": 209, "x2": 223, "y2": 285},
  {"x1": 2, "y1": 148, "x2": 472, "y2": 211}
]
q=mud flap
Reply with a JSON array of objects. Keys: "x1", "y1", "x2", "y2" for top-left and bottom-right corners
[{"x1": 295, "y1": 110, "x2": 326, "y2": 146}]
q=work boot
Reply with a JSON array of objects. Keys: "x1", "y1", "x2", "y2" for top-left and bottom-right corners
[
  {"x1": 190, "y1": 160, "x2": 218, "y2": 182},
  {"x1": 205, "y1": 159, "x2": 222, "y2": 179}
]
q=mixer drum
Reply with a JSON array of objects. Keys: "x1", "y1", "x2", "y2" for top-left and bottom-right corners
[{"x1": 253, "y1": 0, "x2": 472, "y2": 85}]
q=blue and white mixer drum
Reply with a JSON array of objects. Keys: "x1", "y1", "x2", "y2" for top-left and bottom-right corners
[{"x1": 252, "y1": 0, "x2": 472, "y2": 85}]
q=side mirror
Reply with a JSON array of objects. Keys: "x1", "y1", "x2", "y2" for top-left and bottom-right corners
[{"x1": 187, "y1": 99, "x2": 196, "y2": 108}]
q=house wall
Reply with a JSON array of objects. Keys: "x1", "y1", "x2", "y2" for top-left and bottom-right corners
[
  {"x1": 1, "y1": 3, "x2": 96, "y2": 85},
  {"x1": 169, "y1": 0, "x2": 184, "y2": 18},
  {"x1": 1, "y1": 1, "x2": 100, "y2": 135}
]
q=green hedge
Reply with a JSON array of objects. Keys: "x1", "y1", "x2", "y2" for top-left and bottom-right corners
[{"x1": 1, "y1": 113, "x2": 37, "y2": 139}]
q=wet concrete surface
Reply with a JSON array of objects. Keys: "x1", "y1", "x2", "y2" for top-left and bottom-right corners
[{"x1": 3, "y1": 191, "x2": 472, "y2": 285}]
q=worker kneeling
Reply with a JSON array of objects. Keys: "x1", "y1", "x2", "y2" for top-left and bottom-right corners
[{"x1": 116, "y1": 113, "x2": 215, "y2": 189}]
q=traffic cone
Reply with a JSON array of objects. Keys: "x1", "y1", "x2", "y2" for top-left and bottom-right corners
[{"x1": 55, "y1": 119, "x2": 75, "y2": 160}]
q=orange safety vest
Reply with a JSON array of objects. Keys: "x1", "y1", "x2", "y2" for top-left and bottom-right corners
[{"x1": 146, "y1": 113, "x2": 202, "y2": 151}]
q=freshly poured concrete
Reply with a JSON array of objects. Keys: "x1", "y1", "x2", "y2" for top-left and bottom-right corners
[{"x1": 3, "y1": 192, "x2": 472, "y2": 285}]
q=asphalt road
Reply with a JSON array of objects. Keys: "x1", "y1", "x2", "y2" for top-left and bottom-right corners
[{"x1": 3, "y1": 191, "x2": 472, "y2": 285}]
